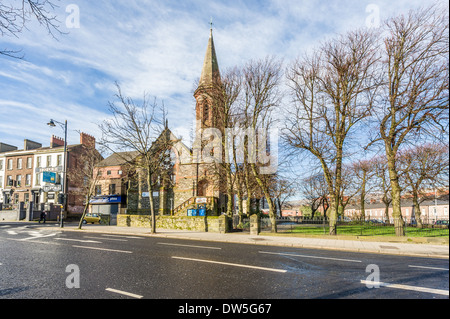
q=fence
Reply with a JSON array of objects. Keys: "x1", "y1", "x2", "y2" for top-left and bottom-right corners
[{"x1": 232, "y1": 215, "x2": 449, "y2": 237}]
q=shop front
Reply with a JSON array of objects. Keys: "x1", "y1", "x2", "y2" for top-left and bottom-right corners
[{"x1": 89, "y1": 195, "x2": 124, "y2": 225}]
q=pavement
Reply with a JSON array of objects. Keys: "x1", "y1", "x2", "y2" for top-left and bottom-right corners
[{"x1": 57, "y1": 223, "x2": 449, "y2": 259}]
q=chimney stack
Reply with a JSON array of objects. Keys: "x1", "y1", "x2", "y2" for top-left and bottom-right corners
[
  {"x1": 50, "y1": 135, "x2": 65, "y2": 148},
  {"x1": 80, "y1": 132, "x2": 95, "y2": 148}
]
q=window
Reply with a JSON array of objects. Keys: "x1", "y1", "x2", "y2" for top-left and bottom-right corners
[
  {"x1": 0, "y1": 175, "x2": 2, "y2": 188},
  {"x1": 107, "y1": 170, "x2": 111, "y2": 175},
  {"x1": 46, "y1": 155, "x2": 51, "y2": 167},
  {"x1": 35, "y1": 173, "x2": 41, "y2": 186},
  {"x1": 17, "y1": 158, "x2": 22, "y2": 169},
  {"x1": 57, "y1": 154, "x2": 62, "y2": 166},
  {"x1": 16, "y1": 175, "x2": 22, "y2": 187},
  {"x1": 109, "y1": 184, "x2": 116, "y2": 195},
  {"x1": 95, "y1": 185, "x2": 102, "y2": 195},
  {"x1": 36, "y1": 156, "x2": 41, "y2": 168},
  {"x1": 25, "y1": 174, "x2": 31, "y2": 186},
  {"x1": 24, "y1": 193, "x2": 29, "y2": 204},
  {"x1": 14, "y1": 194, "x2": 19, "y2": 204},
  {"x1": 7, "y1": 159, "x2": 13, "y2": 170},
  {"x1": 7, "y1": 175, "x2": 12, "y2": 186},
  {"x1": 27, "y1": 157, "x2": 32, "y2": 169},
  {"x1": 0, "y1": 159, "x2": 3, "y2": 170}
]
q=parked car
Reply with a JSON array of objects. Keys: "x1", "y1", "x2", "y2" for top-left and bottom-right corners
[
  {"x1": 83, "y1": 213, "x2": 102, "y2": 224},
  {"x1": 368, "y1": 219, "x2": 385, "y2": 224},
  {"x1": 434, "y1": 220, "x2": 449, "y2": 226}
]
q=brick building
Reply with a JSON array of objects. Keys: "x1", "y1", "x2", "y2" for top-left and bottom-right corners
[{"x1": 0, "y1": 132, "x2": 102, "y2": 221}]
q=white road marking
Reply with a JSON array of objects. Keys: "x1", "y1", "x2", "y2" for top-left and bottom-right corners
[
  {"x1": 360, "y1": 280, "x2": 449, "y2": 296},
  {"x1": 6, "y1": 231, "x2": 18, "y2": 235},
  {"x1": 20, "y1": 233, "x2": 57, "y2": 241},
  {"x1": 408, "y1": 265, "x2": 449, "y2": 271},
  {"x1": 259, "y1": 251, "x2": 362, "y2": 263},
  {"x1": 55, "y1": 238, "x2": 101, "y2": 243},
  {"x1": 172, "y1": 256, "x2": 287, "y2": 273},
  {"x1": 72, "y1": 245, "x2": 132, "y2": 254},
  {"x1": 158, "y1": 242, "x2": 221, "y2": 250},
  {"x1": 102, "y1": 234, "x2": 143, "y2": 239},
  {"x1": 7, "y1": 238, "x2": 61, "y2": 245},
  {"x1": 84, "y1": 236, "x2": 127, "y2": 242},
  {"x1": 105, "y1": 288, "x2": 143, "y2": 299}
]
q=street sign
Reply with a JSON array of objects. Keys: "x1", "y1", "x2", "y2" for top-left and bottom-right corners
[
  {"x1": 196, "y1": 197, "x2": 207, "y2": 204},
  {"x1": 43, "y1": 171, "x2": 57, "y2": 183}
]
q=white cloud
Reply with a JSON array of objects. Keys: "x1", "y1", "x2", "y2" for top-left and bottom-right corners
[{"x1": 0, "y1": 0, "x2": 447, "y2": 151}]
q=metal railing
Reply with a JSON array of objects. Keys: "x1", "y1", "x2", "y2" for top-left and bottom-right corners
[{"x1": 232, "y1": 215, "x2": 449, "y2": 237}]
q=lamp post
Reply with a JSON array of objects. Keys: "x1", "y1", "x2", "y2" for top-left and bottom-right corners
[{"x1": 47, "y1": 119, "x2": 67, "y2": 228}]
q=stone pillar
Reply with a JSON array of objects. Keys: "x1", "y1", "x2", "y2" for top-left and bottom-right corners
[
  {"x1": 250, "y1": 214, "x2": 260, "y2": 235},
  {"x1": 218, "y1": 214, "x2": 230, "y2": 234}
]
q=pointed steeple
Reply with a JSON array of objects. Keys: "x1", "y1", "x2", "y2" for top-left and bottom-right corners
[{"x1": 198, "y1": 26, "x2": 220, "y2": 88}]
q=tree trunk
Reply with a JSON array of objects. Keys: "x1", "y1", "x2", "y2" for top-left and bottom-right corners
[
  {"x1": 412, "y1": 191, "x2": 423, "y2": 228},
  {"x1": 360, "y1": 182, "x2": 366, "y2": 221},
  {"x1": 78, "y1": 200, "x2": 90, "y2": 229},
  {"x1": 250, "y1": 163, "x2": 277, "y2": 233},
  {"x1": 386, "y1": 147, "x2": 405, "y2": 236},
  {"x1": 147, "y1": 172, "x2": 156, "y2": 234},
  {"x1": 328, "y1": 196, "x2": 338, "y2": 235}
]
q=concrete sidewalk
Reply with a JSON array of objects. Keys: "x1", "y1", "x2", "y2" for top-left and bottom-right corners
[{"x1": 58, "y1": 223, "x2": 449, "y2": 259}]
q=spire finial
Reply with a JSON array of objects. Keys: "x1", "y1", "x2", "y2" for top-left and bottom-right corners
[{"x1": 210, "y1": 17, "x2": 213, "y2": 34}]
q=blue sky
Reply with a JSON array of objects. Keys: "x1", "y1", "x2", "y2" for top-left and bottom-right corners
[{"x1": 0, "y1": 0, "x2": 443, "y2": 150}]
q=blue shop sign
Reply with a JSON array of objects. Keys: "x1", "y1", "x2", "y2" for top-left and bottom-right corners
[{"x1": 90, "y1": 195, "x2": 122, "y2": 204}]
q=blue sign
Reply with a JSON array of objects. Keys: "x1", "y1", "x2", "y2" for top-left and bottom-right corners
[
  {"x1": 90, "y1": 195, "x2": 122, "y2": 204},
  {"x1": 43, "y1": 171, "x2": 57, "y2": 184}
]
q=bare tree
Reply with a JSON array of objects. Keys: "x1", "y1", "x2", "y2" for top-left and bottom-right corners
[
  {"x1": 68, "y1": 145, "x2": 103, "y2": 229},
  {"x1": 399, "y1": 143, "x2": 449, "y2": 227},
  {"x1": 370, "y1": 5, "x2": 449, "y2": 235},
  {"x1": 350, "y1": 159, "x2": 377, "y2": 220},
  {"x1": 98, "y1": 83, "x2": 168, "y2": 234},
  {"x1": 373, "y1": 156, "x2": 392, "y2": 222},
  {"x1": 1, "y1": 0, "x2": 62, "y2": 58},
  {"x1": 300, "y1": 172, "x2": 329, "y2": 219},
  {"x1": 284, "y1": 29, "x2": 380, "y2": 235},
  {"x1": 241, "y1": 56, "x2": 283, "y2": 232}
]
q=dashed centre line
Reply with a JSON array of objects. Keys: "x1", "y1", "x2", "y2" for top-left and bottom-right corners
[
  {"x1": 172, "y1": 256, "x2": 287, "y2": 273},
  {"x1": 360, "y1": 280, "x2": 449, "y2": 296},
  {"x1": 105, "y1": 288, "x2": 143, "y2": 299},
  {"x1": 158, "y1": 242, "x2": 221, "y2": 250},
  {"x1": 259, "y1": 251, "x2": 362, "y2": 263}
]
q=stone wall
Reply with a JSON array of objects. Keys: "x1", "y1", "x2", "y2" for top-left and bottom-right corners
[{"x1": 117, "y1": 214, "x2": 222, "y2": 232}]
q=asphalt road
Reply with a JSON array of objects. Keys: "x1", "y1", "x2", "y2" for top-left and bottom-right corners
[{"x1": 0, "y1": 222, "x2": 448, "y2": 302}]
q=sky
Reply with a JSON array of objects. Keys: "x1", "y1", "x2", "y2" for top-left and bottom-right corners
[{"x1": 0, "y1": 0, "x2": 445, "y2": 152}]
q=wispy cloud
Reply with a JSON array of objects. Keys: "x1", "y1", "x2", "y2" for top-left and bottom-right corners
[{"x1": 0, "y1": 0, "x2": 443, "y2": 150}]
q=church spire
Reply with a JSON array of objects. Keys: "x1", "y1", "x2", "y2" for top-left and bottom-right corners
[{"x1": 198, "y1": 23, "x2": 220, "y2": 89}]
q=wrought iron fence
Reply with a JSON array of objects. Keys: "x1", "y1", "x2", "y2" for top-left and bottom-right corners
[{"x1": 232, "y1": 215, "x2": 449, "y2": 237}]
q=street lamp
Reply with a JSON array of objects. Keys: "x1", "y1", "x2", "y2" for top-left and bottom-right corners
[{"x1": 47, "y1": 119, "x2": 67, "y2": 228}]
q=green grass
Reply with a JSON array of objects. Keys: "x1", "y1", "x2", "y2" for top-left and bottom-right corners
[{"x1": 286, "y1": 224, "x2": 449, "y2": 237}]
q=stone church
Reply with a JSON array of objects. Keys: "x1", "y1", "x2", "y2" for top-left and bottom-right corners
[{"x1": 125, "y1": 28, "x2": 228, "y2": 217}]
